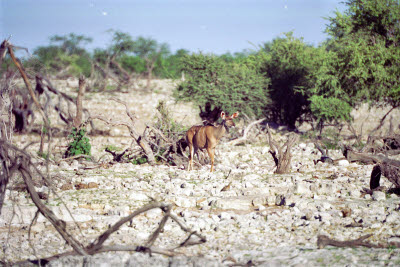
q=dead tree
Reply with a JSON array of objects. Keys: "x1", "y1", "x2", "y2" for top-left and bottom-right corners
[
  {"x1": 90, "y1": 98, "x2": 156, "y2": 165},
  {"x1": 266, "y1": 124, "x2": 299, "y2": 174},
  {"x1": 0, "y1": 39, "x2": 52, "y2": 211},
  {"x1": 0, "y1": 41, "x2": 14, "y2": 213},
  {"x1": 72, "y1": 76, "x2": 86, "y2": 128}
]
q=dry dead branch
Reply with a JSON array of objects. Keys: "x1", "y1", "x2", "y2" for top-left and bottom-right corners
[
  {"x1": 72, "y1": 76, "x2": 86, "y2": 128},
  {"x1": 266, "y1": 124, "x2": 299, "y2": 174},
  {"x1": 317, "y1": 234, "x2": 399, "y2": 249},
  {"x1": 90, "y1": 97, "x2": 156, "y2": 165},
  {"x1": 228, "y1": 118, "x2": 266, "y2": 146},
  {"x1": 313, "y1": 141, "x2": 334, "y2": 164},
  {"x1": 343, "y1": 147, "x2": 400, "y2": 190}
]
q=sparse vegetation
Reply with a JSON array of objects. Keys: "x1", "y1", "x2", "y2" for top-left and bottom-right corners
[{"x1": 65, "y1": 127, "x2": 91, "y2": 157}]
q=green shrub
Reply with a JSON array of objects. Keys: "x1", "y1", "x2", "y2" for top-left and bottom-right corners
[
  {"x1": 174, "y1": 53, "x2": 270, "y2": 118},
  {"x1": 309, "y1": 95, "x2": 352, "y2": 125},
  {"x1": 260, "y1": 32, "x2": 324, "y2": 128},
  {"x1": 66, "y1": 127, "x2": 91, "y2": 157},
  {"x1": 131, "y1": 156, "x2": 148, "y2": 165}
]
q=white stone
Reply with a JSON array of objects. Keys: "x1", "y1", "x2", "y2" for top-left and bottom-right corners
[
  {"x1": 71, "y1": 160, "x2": 79, "y2": 170},
  {"x1": 243, "y1": 174, "x2": 261, "y2": 181},
  {"x1": 109, "y1": 127, "x2": 121, "y2": 137},
  {"x1": 59, "y1": 161, "x2": 70, "y2": 169},
  {"x1": 298, "y1": 143, "x2": 307, "y2": 149},
  {"x1": 252, "y1": 196, "x2": 267, "y2": 206},
  {"x1": 295, "y1": 182, "x2": 311, "y2": 195},
  {"x1": 385, "y1": 213, "x2": 399, "y2": 224},
  {"x1": 214, "y1": 197, "x2": 253, "y2": 210},
  {"x1": 350, "y1": 189, "x2": 361, "y2": 198},
  {"x1": 372, "y1": 191, "x2": 386, "y2": 201},
  {"x1": 129, "y1": 192, "x2": 150, "y2": 201},
  {"x1": 144, "y1": 209, "x2": 163, "y2": 219},
  {"x1": 219, "y1": 212, "x2": 232, "y2": 220},
  {"x1": 337, "y1": 159, "x2": 350, "y2": 166},
  {"x1": 173, "y1": 196, "x2": 196, "y2": 208}
]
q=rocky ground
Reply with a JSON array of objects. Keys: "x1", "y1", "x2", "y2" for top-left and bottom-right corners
[{"x1": 1, "y1": 80, "x2": 400, "y2": 266}]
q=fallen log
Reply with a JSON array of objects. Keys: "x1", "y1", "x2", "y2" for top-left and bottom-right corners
[
  {"x1": 344, "y1": 147, "x2": 400, "y2": 190},
  {"x1": 317, "y1": 234, "x2": 398, "y2": 249}
]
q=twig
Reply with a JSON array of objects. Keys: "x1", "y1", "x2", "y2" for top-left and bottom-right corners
[
  {"x1": 228, "y1": 118, "x2": 266, "y2": 146},
  {"x1": 169, "y1": 212, "x2": 207, "y2": 247},
  {"x1": 27, "y1": 210, "x2": 41, "y2": 266}
]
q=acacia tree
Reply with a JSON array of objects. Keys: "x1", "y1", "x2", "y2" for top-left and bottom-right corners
[
  {"x1": 260, "y1": 32, "x2": 324, "y2": 129},
  {"x1": 94, "y1": 31, "x2": 170, "y2": 89},
  {"x1": 132, "y1": 36, "x2": 170, "y2": 89},
  {"x1": 309, "y1": 0, "x2": 400, "y2": 127},
  {"x1": 175, "y1": 53, "x2": 270, "y2": 118},
  {"x1": 49, "y1": 33, "x2": 92, "y2": 56},
  {"x1": 32, "y1": 33, "x2": 92, "y2": 77},
  {"x1": 154, "y1": 48, "x2": 190, "y2": 79}
]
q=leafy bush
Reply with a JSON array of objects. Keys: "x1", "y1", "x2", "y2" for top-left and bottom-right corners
[
  {"x1": 309, "y1": 95, "x2": 352, "y2": 126},
  {"x1": 319, "y1": 0, "x2": 400, "y2": 107},
  {"x1": 131, "y1": 157, "x2": 148, "y2": 165},
  {"x1": 66, "y1": 127, "x2": 91, "y2": 157},
  {"x1": 174, "y1": 53, "x2": 270, "y2": 117},
  {"x1": 260, "y1": 32, "x2": 324, "y2": 128}
]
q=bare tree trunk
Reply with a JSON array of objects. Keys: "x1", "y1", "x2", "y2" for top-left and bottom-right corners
[
  {"x1": 73, "y1": 76, "x2": 86, "y2": 128},
  {"x1": 110, "y1": 57, "x2": 133, "y2": 84},
  {"x1": 0, "y1": 53, "x2": 12, "y2": 212},
  {"x1": 145, "y1": 60, "x2": 155, "y2": 90},
  {"x1": 228, "y1": 118, "x2": 266, "y2": 146},
  {"x1": 266, "y1": 125, "x2": 298, "y2": 174}
]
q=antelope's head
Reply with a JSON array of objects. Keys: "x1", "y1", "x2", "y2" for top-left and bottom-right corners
[{"x1": 221, "y1": 111, "x2": 239, "y2": 129}]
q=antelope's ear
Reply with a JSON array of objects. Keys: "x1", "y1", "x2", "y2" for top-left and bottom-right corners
[
  {"x1": 231, "y1": 112, "x2": 239, "y2": 118},
  {"x1": 220, "y1": 111, "x2": 226, "y2": 119}
]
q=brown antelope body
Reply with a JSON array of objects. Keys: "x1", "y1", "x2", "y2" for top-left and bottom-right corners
[{"x1": 186, "y1": 111, "x2": 239, "y2": 172}]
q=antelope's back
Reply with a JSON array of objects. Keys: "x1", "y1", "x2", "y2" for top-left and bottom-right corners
[{"x1": 186, "y1": 125, "x2": 203, "y2": 143}]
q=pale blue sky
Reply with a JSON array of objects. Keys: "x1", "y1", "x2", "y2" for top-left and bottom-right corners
[{"x1": 1, "y1": 0, "x2": 345, "y2": 55}]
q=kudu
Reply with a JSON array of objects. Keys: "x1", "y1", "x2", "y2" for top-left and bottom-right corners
[{"x1": 186, "y1": 111, "x2": 239, "y2": 172}]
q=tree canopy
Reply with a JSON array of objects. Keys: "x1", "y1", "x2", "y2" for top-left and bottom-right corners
[{"x1": 10, "y1": 0, "x2": 400, "y2": 130}]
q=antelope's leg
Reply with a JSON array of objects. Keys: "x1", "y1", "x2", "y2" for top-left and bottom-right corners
[
  {"x1": 207, "y1": 147, "x2": 215, "y2": 172},
  {"x1": 187, "y1": 144, "x2": 193, "y2": 170}
]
